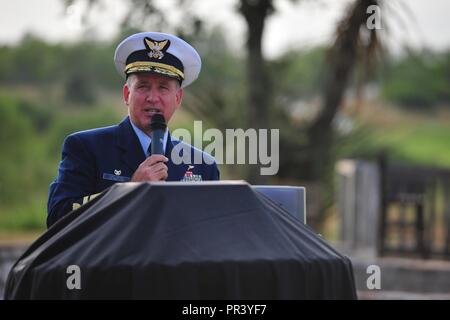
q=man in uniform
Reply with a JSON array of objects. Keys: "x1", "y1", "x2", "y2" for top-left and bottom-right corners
[{"x1": 47, "y1": 32, "x2": 220, "y2": 227}]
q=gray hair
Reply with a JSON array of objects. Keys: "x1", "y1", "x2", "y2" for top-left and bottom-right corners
[{"x1": 125, "y1": 74, "x2": 135, "y2": 88}]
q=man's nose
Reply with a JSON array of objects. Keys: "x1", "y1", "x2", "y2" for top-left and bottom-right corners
[{"x1": 146, "y1": 88, "x2": 159, "y2": 103}]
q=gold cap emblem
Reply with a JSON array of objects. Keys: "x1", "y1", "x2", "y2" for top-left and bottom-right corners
[{"x1": 145, "y1": 38, "x2": 169, "y2": 60}]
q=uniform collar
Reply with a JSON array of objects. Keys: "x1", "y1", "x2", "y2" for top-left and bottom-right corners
[{"x1": 129, "y1": 119, "x2": 169, "y2": 157}]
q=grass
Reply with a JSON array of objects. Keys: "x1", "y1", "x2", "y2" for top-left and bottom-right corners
[
  {"x1": 0, "y1": 196, "x2": 47, "y2": 245},
  {"x1": 0, "y1": 196, "x2": 47, "y2": 232},
  {"x1": 374, "y1": 122, "x2": 450, "y2": 167},
  {"x1": 352, "y1": 102, "x2": 450, "y2": 168}
]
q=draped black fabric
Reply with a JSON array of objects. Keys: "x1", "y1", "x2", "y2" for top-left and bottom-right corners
[{"x1": 5, "y1": 181, "x2": 356, "y2": 299}]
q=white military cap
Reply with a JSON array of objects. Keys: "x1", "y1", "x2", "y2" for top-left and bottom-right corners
[{"x1": 114, "y1": 32, "x2": 201, "y2": 88}]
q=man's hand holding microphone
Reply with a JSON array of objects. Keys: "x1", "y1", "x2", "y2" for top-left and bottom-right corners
[{"x1": 131, "y1": 114, "x2": 168, "y2": 182}]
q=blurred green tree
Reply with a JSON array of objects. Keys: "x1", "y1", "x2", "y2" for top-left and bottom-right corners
[
  {"x1": 0, "y1": 34, "x2": 64, "y2": 84},
  {"x1": 382, "y1": 50, "x2": 450, "y2": 108}
]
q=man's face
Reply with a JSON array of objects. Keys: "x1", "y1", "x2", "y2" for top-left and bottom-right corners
[{"x1": 123, "y1": 73, "x2": 184, "y2": 135}]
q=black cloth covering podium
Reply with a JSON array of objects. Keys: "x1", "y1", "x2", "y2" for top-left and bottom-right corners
[{"x1": 5, "y1": 181, "x2": 356, "y2": 299}]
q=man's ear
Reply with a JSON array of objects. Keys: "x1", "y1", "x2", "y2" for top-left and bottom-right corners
[
  {"x1": 123, "y1": 83, "x2": 130, "y2": 105},
  {"x1": 175, "y1": 88, "x2": 184, "y2": 106}
]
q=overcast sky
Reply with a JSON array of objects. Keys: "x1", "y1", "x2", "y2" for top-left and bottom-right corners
[{"x1": 0, "y1": 0, "x2": 449, "y2": 58}]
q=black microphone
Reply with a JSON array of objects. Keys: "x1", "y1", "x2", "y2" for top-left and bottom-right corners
[{"x1": 149, "y1": 113, "x2": 167, "y2": 156}]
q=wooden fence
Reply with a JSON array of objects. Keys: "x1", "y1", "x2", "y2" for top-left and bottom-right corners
[{"x1": 336, "y1": 158, "x2": 450, "y2": 259}]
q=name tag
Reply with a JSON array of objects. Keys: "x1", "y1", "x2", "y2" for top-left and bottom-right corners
[{"x1": 102, "y1": 173, "x2": 130, "y2": 182}]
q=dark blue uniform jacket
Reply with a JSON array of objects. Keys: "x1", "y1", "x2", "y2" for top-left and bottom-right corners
[{"x1": 47, "y1": 117, "x2": 219, "y2": 227}]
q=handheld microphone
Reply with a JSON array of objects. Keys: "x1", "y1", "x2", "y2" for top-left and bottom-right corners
[{"x1": 149, "y1": 113, "x2": 167, "y2": 156}]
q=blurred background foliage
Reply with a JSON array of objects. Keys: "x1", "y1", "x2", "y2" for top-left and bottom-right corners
[{"x1": 0, "y1": 1, "x2": 449, "y2": 234}]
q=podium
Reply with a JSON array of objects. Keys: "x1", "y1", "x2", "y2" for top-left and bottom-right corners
[
  {"x1": 253, "y1": 185, "x2": 306, "y2": 223},
  {"x1": 5, "y1": 181, "x2": 356, "y2": 299}
]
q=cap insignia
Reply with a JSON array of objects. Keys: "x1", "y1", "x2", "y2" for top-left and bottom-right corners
[{"x1": 144, "y1": 38, "x2": 169, "y2": 60}]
